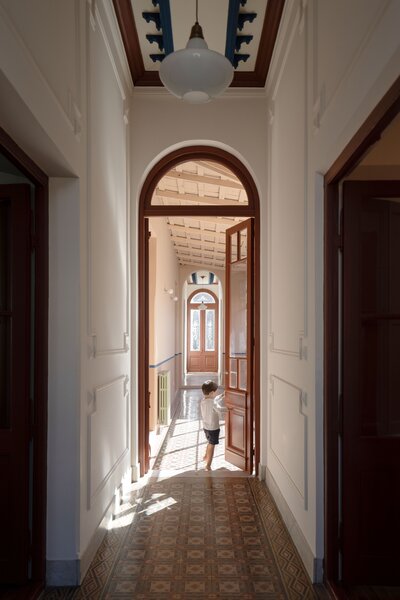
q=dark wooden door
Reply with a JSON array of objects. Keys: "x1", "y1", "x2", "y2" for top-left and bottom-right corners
[
  {"x1": 0, "y1": 185, "x2": 31, "y2": 583},
  {"x1": 187, "y1": 290, "x2": 218, "y2": 372},
  {"x1": 225, "y1": 219, "x2": 253, "y2": 472},
  {"x1": 342, "y1": 181, "x2": 400, "y2": 584}
]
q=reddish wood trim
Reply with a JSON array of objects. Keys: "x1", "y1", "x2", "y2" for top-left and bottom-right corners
[
  {"x1": 139, "y1": 146, "x2": 260, "y2": 476},
  {"x1": 138, "y1": 216, "x2": 149, "y2": 477},
  {"x1": 112, "y1": 0, "x2": 145, "y2": 85},
  {"x1": 113, "y1": 1, "x2": 285, "y2": 88},
  {"x1": 144, "y1": 206, "x2": 253, "y2": 218},
  {"x1": 143, "y1": 146, "x2": 258, "y2": 213},
  {"x1": 248, "y1": 0, "x2": 285, "y2": 88},
  {"x1": 325, "y1": 75, "x2": 400, "y2": 185},
  {"x1": 0, "y1": 127, "x2": 47, "y2": 186},
  {"x1": 324, "y1": 75, "x2": 400, "y2": 589},
  {"x1": 0, "y1": 133, "x2": 48, "y2": 587},
  {"x1": 187, "y1": 289, "x2": 219, "y2": 373}
]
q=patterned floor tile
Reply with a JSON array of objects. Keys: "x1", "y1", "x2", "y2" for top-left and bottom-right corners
[{"x1": 41, "y1": 385, "x2": 329, "y2": 599}]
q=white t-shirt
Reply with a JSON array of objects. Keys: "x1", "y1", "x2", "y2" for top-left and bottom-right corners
[{"x1": 200, "y1": 393, "x2": 225, "y2": 431}]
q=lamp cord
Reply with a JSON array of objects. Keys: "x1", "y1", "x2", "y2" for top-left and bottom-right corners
[{"x1": 195, "y1": 0, "x2": 198, "y2": 23}]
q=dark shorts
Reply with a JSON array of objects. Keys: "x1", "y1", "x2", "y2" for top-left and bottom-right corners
[{"x1": 204, "y1": 428, "x2": 220, "y2": 445}]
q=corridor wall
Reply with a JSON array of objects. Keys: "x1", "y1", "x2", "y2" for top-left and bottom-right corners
[
  {"x1": 0, "y1": 0, "x2": 132, "y2": 585},
  {"x1": 264, "y1": 0, "x2": 400, "y2": 581},
  {"x1": 148, "y1": 218, "x2": 180, "y2": 428}
]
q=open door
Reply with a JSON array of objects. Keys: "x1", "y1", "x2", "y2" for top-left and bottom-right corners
[
  {"x1": 342, "y1": 181, "x2": 400, "y2": 584},
  {"x1": 224, "y1": 219, "x2": 254, "y2": 472}
]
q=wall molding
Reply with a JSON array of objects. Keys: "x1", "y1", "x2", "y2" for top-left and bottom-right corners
[
  {"x1": 87, "y1": 375, "x2": 129, "y2": 508},
  {"x1": 268, "y1": 0, "x2": 308, "y2": 357},
  {"x1": 86, "y1": 0, "x2": 130, "y2": 357},
  {"x1": 312, "y1": 0, "x2": 391, "y2": 131},
  {"x1": 0, "y1": 0, "x2": 82, "y2": 139},
  {"x1": 269, "y1": 375, "x2": 308, "y2": 509}
]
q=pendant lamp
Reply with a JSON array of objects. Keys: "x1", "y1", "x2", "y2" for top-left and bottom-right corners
[{"x1": 159, "y1": 0, "x2": 234, "y2": 104}]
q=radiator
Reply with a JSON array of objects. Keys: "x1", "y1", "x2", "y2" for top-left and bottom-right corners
[{"x1": 157, "y1": 370, "x2": 170, "y2": 425}]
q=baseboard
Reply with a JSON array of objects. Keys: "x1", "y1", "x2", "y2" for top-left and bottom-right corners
[
  {"x1": 259, "y1": 464, "x2": 323, "y2": 583},
  {"x1": 46, "y1": 559, "x2": 80, "y2": 586},
  {"x1": 131, "y1": 462, "x2": 141, "y2": 482}
]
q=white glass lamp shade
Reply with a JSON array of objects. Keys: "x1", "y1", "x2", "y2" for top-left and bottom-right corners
[{"x1": 159, "y1": 37, "x2": 234, "y2": 104}]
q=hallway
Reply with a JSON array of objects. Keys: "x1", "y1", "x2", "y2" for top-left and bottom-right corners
[{"x1": 42, "y1": 385, "x2": 325, "y2": 599}]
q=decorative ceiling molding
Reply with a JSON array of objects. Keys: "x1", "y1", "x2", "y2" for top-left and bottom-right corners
[{"x1": 112, "y1": 0, "x2": 286, "y2": 88}]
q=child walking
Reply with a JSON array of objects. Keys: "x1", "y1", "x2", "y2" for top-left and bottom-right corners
[{"x1": 200, "y1": 380, "x2": 226, "y2": 471}]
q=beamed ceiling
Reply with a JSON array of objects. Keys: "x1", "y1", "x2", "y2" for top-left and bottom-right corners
[
  {"x1": 113, "y1": 0, "x2": 285, "y2": 88},
  {"x1": 152, "y1": 160, "x2": 247, "y2": 270}
]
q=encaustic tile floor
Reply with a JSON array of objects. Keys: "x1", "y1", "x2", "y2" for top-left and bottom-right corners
[{"x1": 41, "y1": 380, "x2": 330, "y2": 599}]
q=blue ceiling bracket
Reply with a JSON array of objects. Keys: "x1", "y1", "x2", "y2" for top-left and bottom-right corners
[
  {"x1": 238, "y1": 12, "x2": 257, "y2": 31},
  {"x1": 151, "y1": 0, "x2": 174, "y2": 55},
  {"x1": 142, "y1": 12, "x2": 162, "y2": 31},
  {"x1": 235, "y1": 35, "x2": 253, "y2": 52},
  {"x1": 150, "y1": 54, "x2": 165, "y2": 63},
  {"x1": 233, "y1": 54, "x2": 250, "y2": 68},
  {"x1": 146, "y1": 34, "x2": 164, "y2": 51},
  {"x1": 225, "y1": 0, "x2": 257, "y2": 68}
]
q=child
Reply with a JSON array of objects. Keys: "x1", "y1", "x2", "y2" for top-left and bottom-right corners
[{"x1": 200, "y1": 380, "x2": 226, "y2": 471}]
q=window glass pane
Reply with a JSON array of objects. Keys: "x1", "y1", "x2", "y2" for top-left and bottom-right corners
[
  {"x1": 205, "y1": 310, "x2": 215, "y2": 351},
  {"x1": 229, "y1": 358, "x2": 237, "y2": 389},
  {"x1": 239, "y1": 359, "x2": 247, "y2": 391},
  {"x1": 190, "y1": 309, "x2": 200, "y2": 351},
  {"x1": 229, "y1": 260, "x2": 247, "y2": 358},
  {"x1": 191, "y1": 292, "x2": 215, "y2": 304},
  {"x1": 231, "y1": 232, "x2": 238, "y2": 263},
  {"x1": 240, "y1": 228, "x2": 247, "y2": 260}
]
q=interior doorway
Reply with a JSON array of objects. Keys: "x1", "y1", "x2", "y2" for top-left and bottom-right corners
[
  {"x1": 186, "y1": 288, "x2": 219, "y2": 373},
  {"x1": 138, "y1": 146, "x2": 260, "y2": 478},
  {"x1": 325, "y1": 77, "x2": 400, "y2": 594}
]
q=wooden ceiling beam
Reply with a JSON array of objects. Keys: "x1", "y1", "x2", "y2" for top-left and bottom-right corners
[
  {"x1": 173, "y1": 238, "x2": 225, "y2": 255},
  {"x1": 179, "y1": 259, "x2": 225, "y2": 268},
  {"x1": 196, "y1": 161, "x2": 241, "y2": 182},
  {"x1": 170, "y1": 235, "x2": 226, "y2": 250},
  {"x1": 155, "y1": 189, "x2": 242, "y2": 206},
  {"x1": 168, "y1": 215, "x2": 242, "y2": 227},
  {"x1": 162, "y1": 169, "x2": 245, "y2": 190},
  {"x1": 167, "y1": 224, "x2": 227, "y2": 240}
]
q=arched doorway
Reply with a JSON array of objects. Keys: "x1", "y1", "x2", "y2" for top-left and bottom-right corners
[
  {"x1": 138, "y1": 145, "x2": 260, "y2": 476},
  {"x1": 186, "y1": 289, "x2": 219, "y2": 373}
]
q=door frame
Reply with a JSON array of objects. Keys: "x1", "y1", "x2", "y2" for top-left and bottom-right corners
[
  {"x1": 138, "y1": 145, "x2": 260, "y2": 477},
  {"x1": 0, "y1": 127, "x2": 48, "y2": 587},
  {"x1": 324, "y1": 76, "x2": 400, "y2": 594},
  {"x1": 186, "y1": 288, "x2": 219, "y2": 374}
]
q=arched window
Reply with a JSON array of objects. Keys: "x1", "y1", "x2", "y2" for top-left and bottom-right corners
[{"x1": 191, "y1": 292, "x2": 215, "y2": 304}]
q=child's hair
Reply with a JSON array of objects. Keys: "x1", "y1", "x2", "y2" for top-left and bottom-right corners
[{"x1": 202, "y1": 380, "x2": 218, "y2": 396}]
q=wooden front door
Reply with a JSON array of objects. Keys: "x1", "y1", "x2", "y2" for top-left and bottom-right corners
[
  {"x1": 187, "y1": 290, "x2": 219, "y2": 372},
  {"x1": 0, "y1": 185, "x2": 31, "y2": 583},
  {"x1": 225, "y1": 219, "x2": 253, "y2": 472},
  {"x1": 342, "y1": 181, "x2": 400, "y2": 584}
]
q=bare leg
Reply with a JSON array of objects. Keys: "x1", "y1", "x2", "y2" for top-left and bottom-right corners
[{"x1": 205, "y1": 443, "x2": 215, "y2": 470}]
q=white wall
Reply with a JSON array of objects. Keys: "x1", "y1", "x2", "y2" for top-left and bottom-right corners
[
  {"x1": 0, "y1": 0, "x2": 132, "y2": 585},
  {"x1": 265, "y1": 0, "x2": 400, "y2": 581},
  {"x1": 148, "y1": 217, "x2": 180, "y2": 425}
]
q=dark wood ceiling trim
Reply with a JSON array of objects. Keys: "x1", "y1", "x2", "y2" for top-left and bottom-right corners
[
  {"x1": 113, "y1": 0, "x2": 285, "y2": 88},
  {"x1": 252, "y1": 0, "x2": 285, "y2": 87},
  {"x1": 112, "y1": 0, "x2": 145, "y2": 85}
]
